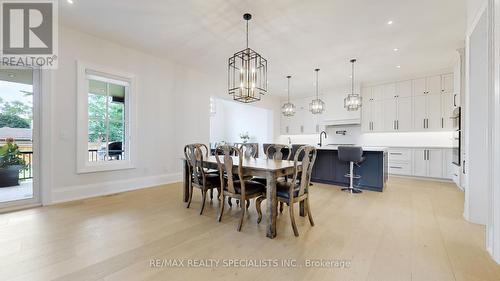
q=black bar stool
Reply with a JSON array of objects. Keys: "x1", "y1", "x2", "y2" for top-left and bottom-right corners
[{"x1": 338, "y1": 146, "x2": 364, "y2": 194}]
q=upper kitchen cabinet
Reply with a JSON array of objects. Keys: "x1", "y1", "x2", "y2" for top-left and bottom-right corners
[
  {"x1": 442, "y1": 73, "x2": 454, "y2": 94},
  {"x1": 413, "y1": 75, "x2": 441, "y2": 96}
]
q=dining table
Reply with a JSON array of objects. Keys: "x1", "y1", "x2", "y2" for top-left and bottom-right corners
[{"x1": 182, "y1": 156, "x2": 304, "y2": 239}]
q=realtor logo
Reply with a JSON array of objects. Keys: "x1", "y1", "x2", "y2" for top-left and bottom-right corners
[{"x1": 0, "y1": 0, "x2": 58, "y2": 69}]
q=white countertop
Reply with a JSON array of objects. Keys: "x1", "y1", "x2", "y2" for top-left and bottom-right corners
[{"x1": 315, "y1": 145, "x2": 388, "y2": 152}]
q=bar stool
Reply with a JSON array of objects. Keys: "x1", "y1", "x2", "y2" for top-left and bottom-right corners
[{"x1": 338, "y1": 146, "x2": 364, "y2": 194}]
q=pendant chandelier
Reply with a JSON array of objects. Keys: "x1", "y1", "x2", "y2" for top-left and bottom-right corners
[
  {"x1": 228, "y1": 13, "x2": 268, "y2": 103},
  {"x1": 309, "y1": 68, "x2": 326, "y2": 114},
  {"x1": 281, "y1": 75, "x2": 296, "y2": 117},
  {"x1": 344, "y1": 59, "x2": 362, "y2": 111}
]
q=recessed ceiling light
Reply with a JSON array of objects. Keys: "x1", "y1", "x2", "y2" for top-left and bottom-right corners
[
  {"x1": 393, "y1": 48, "x2": 399, "y2": 52},
  {"x1": 396, "y1": 65, "x2": 401, "y2": 69},
  {"x1": 67, "y1": 0, "x2": 74, "y2": 4},
  {"x1": 387, "y1": 20, "x2": 393, "y2": 25}
]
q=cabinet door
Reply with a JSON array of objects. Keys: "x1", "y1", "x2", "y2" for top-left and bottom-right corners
[
  {"x1": 441, "y1": 93, "x2": 455, "y2": 130},
  {"x1": 426, "y1": 94, "x2": 442, "y2": 130},
  {"x1": 281, "y1": 115, "x2": 290, "y2": 135},
  {"x1": 442, "y1": 73, "x2": 454, "y2": 94},
  {"x1": 288, "y1": 106, "x2": 301, "y2": 134},
  {"x1": 396, "y1": 80, "x2": 412, "y2": 98},
  {"x1": 361, "y1": 87, "x2": 373, "y2": 101},
  {"x1": 413, "y1": 149, "x2": 428, "y2": 177},
  {"x1": 413, "y1": 95, "x2": 427, "y2": 130},
  {"x1": 426, "y1": 75, "x2": 442, "y2": 95},
  {"x1": 413, "y1": 78, "x2": 427, "y2": 96},
  {"x1": 427, "y1": 149, "x2": 444, "y2": 178},
  {"x1": 383, "y1": 99, "x2": 397, "y2": 131},
  {"x1": 372, "y1": 85, "x2": 384, "y2": 101},
  {"x1": 371, "y1": 100, "x2": 384, "y2": 131},
  {"x1": 397, "y1": 96, "x2": 413, "y2": 131},
  {"x1": 361, "y1": 101, "x2": 372, "y2": 132},
  {"x1": 383, "y1": 83, "x2": 397, "y2": 100}
]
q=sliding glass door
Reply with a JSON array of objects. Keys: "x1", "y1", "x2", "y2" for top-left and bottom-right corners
[{"x1": 0, "y1": 68, "x2": 40, "y2": 210}]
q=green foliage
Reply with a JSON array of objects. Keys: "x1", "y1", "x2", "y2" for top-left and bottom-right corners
[
  {"x1": 88, "y1": 94, "x2": 125, "y2": 143},
  {"x1": 0, "y1": 113, "x2": 30, "y2": 128},
  {"x1": 0, "y1": 141, "x2": 26, "y2": 169}
]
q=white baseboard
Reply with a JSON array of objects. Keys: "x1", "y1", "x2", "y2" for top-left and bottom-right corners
[
  {"x1": 50, "y1": 173, "x2": 182, "y2": 204},
  {"x1": 389, "y1": 174, "x2": 454, "y2": 183}
]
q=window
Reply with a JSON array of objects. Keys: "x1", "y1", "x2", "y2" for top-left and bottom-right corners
[{"x1": 77, "y1": 62, "x2": 135, "y2": 173}]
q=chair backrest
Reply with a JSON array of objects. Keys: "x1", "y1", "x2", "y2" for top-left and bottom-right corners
[
  {"x1": 290, "y1": 145, "x2": 317, "y2": 198},
  {"x1": 214, "y1": 145, "x2": 244, "y2": 195},
  {"x1": 338, "y1": 146, "x2": 363, "y2": 163},
  {"x1": 291, "y1": 144, "x2": 307, "y2": 160},
  {"x1": 238, "y1": 143, "x2": 257, "y2": 158},
  {"x1": 193, "y1": 143, "x2": 210, "y2": 157},
  {"x1": 183, "y1": 144, "x2": 206, "y2": 186},
  {"x1": 215, "y1": 145, "x2": 236, "y2": 156},
  {"x1": 266, "y1": 144, "x2": 291, "y2": 160}
]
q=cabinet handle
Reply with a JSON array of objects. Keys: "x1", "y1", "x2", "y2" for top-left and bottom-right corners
[
  {"x1": 423, "y1": 150, "x2": 426, "y2": 160},
  {"x1": 441, "y1": 117, "x2": 444, "y2": 128},
  {"x1": 394, "y1": 120, "x2": 396, "y2": 130},
  {"x1": 390, "y1": 166, "x2": 403, "y2": 169},
  {"x1": 390, "y1": 153, "x2": 403, "y2": 155},
  {"x1": 397, "y1": 120, "x2": 399, "y2": 130},
  {"x1": 427, "y1": 150, "x2": 430, "y2": 160},
  {"x1": 453, "y1": 94, "x2": 457, "y2": 107},
  {"x1": 423, "y1": 119, "x2": 425, "y2": 129},
  {"x1": 463, "y1": 160, "x2": 466, "y2": 174}
]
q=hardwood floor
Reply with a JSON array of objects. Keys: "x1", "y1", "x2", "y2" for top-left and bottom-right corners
[{"x1": 1, "y1": 177, "x2": 499, "y2": 281}]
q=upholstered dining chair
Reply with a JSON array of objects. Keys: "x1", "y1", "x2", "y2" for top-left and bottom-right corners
[
  {"x1": 272, "y1": 145, "x2": 317, "y2": 237},
  {"x1": 184, "y1": 144, "x2": 221, "y2": 215},
  {"x1": 215, "y1": 145, "x2": 266, "y2": 231}
]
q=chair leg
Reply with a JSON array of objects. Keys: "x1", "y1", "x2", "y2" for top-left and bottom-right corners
[
  {"x1": 289, "y1": 203, "x2": 299, "y2": 237},
  {"x1": 306, "y1": 198, "x2": 315, "y2": 226},
  {"x1": 228, "y1": 198, "x2": 233, "y2": 207},
  {"x1": 246, "y1": 199, "x2": 250, "y2": 209},
  {"x1": 200, "y1": 189, "x2": 207, "y2": 215},
  {"x1": 210, "y1": 189, "x2": 213, "y2": 201},
  {"x1": 256, "y1": 196, "x2": 264, "y2": 224},
  {"x1": 218, "y1": 195, "x2": 225, "y2": 222},
  {"x1": 187, "y1": 184, "x2": 194, "y2": 209},
  {"x1": 237, "y1": 201, "x2": 246, "y2": 232},
  {"x1": 279, "y1": 202, "x2": 284, "y2": 213}
]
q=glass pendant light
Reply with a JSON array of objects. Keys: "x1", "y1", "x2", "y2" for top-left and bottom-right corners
[
  {"x1": 281, "y1": 75, "x2": 296, "y2": 117},
  {"x1": 309, "y1": 68, "x2": 325, "y2": 114},
  {"x1": 344, "y1": 59, "x2": 362, "y2": 111},
  {"x1": 228, "y1": 13, "x2": 268, "y2": 103}
]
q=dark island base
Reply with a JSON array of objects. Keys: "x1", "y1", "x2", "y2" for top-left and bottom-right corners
[{"x1": 311, "y1": 149, "x2": 388, "y2": 192}]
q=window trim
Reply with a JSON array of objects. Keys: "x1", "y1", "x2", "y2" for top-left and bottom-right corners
[{"x1": 76, "y1": 61, "x2": 136, "y2": 173}]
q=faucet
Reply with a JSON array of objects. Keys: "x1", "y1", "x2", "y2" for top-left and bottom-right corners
[
  {"x1": 287, "y1": 137, "x2": 292, "y2": 145},
  {"x1": 318, "y1": 131, "x2": 327, "y2": 147}
]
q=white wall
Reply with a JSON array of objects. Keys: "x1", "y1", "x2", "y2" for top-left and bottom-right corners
[
  {"x1": 45, "y1": 26, "x2": 282, "y2": 203},
  {"x1": 210, "y1": 98, "x2": 272, "y2": 147},
  {"x1": 466, "y1": 7, "x2": 489, "y2": 225}
]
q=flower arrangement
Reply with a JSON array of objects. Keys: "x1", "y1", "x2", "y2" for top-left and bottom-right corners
[
  {"x1": 239, "y1": 132, "x2": 250, "y2": 143},
  {"x1": 0, "y1": 138, "x2": 27, "y2": 187}
]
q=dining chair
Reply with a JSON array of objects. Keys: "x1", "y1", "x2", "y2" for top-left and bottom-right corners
[
  {"x1": 215, "y1": 145, "x2": 266, "y2": 231},
  {"x1": 238, "y1": 143, "x2": 258, "y2": 158},
  {"x1": 253, "y1": 144, "x2": 291, "y2": 186},
  {"x1": 184, "y1": 144, "x2": 221, "y2": 215},
  {"x1": 273, "y1": 145, "x2": 317, "y2": 237}
]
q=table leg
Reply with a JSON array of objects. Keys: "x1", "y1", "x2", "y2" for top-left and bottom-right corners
[
  {"x1": 266, "y1": 173, "x2": 277, "y2": 239},
  {"x1": 183, "y1": 160, "x2": 189, "y2": 202},
  {"x1": 299, "y1": 201, "x2": 305, "y2": 217}
]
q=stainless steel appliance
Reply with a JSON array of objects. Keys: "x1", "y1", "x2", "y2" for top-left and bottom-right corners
[{"x1": 451, "y1": 107, "x2": 461, "y2": 166}]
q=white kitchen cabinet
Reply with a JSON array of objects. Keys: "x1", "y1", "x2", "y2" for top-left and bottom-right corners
[
  {"x1": 388, "y1": 148, "x2": 413, "y2": 175},
  {"x1": 383, "y1": 98, "x2": 398, "y2": 131},
  {"x1": 321, "y1": 91, "x2": 360, "y2": 125},
  {"x1": 441, "y1": 93, "x2": 455, "y2": 130},
  {"x1": 442, "y1": 73, "x2": 454, "y2": 94},
  {"x1": 382, "y1": 83, "x2": 397, "y2": 100},
  {"x1": 427, "y1": 75, "x2": 442, "y2": 95},
  {"x1": 413, "y1": 92, "x2": 441, "y2": 130},
  {"x1": 372, "y1": 85, "x2": 384, "y2": 100},
  {"x1": 397, "y1": 97, "x2": 413, "y2": 131},
  {"x1": 396, "y1": 80, "x2": 412, "y2": 98},
  {"x1": 362, "y1": 99, "x2": 383, "y2": 132},
  {"x1": 412, "y1": 148, "x2": 443, "y2": 178}
]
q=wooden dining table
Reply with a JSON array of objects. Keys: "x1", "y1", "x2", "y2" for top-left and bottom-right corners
[{"x1": 183, "y1": 156, "x2": 303, "y2": 239}]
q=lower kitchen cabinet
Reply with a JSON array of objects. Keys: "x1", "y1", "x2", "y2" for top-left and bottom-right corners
[{"x1": 388, "y1": 147, "x2": 453, "y2": 180}]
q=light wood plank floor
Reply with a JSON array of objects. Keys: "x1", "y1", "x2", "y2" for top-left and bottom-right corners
[{"x1": 1, "y1": 177, "x2": 499, "y2": 281}]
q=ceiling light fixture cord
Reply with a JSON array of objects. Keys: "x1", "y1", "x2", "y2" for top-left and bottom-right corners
[
  {"x1": 287, "y1": 76, "x2": 291, "y2": 102},
  {"x1": 246, "y1": 19, "x2": 249, "y2": 49},
  {"x1": 316, "y1": 69, "x2": 319, "y2": 98},
  {"x1": 352, "y1": 60, "x2": 355, "y2": 95}
]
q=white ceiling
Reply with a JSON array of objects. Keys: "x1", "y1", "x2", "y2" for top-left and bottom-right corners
[{"x1": 60, "y1": 0, "x2": 466, "y2": 98}]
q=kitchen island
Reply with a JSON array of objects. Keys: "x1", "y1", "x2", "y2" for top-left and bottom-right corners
[{"x1": 311, "y1": 146, "x2": 388, "y2": 192}]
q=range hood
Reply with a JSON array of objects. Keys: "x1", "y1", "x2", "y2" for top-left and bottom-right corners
[{"x1": 322, "y1": 118, "x2": 361, "y2": 126}]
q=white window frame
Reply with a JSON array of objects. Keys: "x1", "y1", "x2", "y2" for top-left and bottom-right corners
[{"x1": 76, "y1": 61, "x2": 136, "y2": 173}]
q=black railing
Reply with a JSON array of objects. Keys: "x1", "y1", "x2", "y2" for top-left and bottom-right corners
[
  {"x1": 20, "y1": 151, "x2": 33, "y2": 180},
  {"x1": 17, "y1": 150, "x2": 125, "y2": 181}
]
